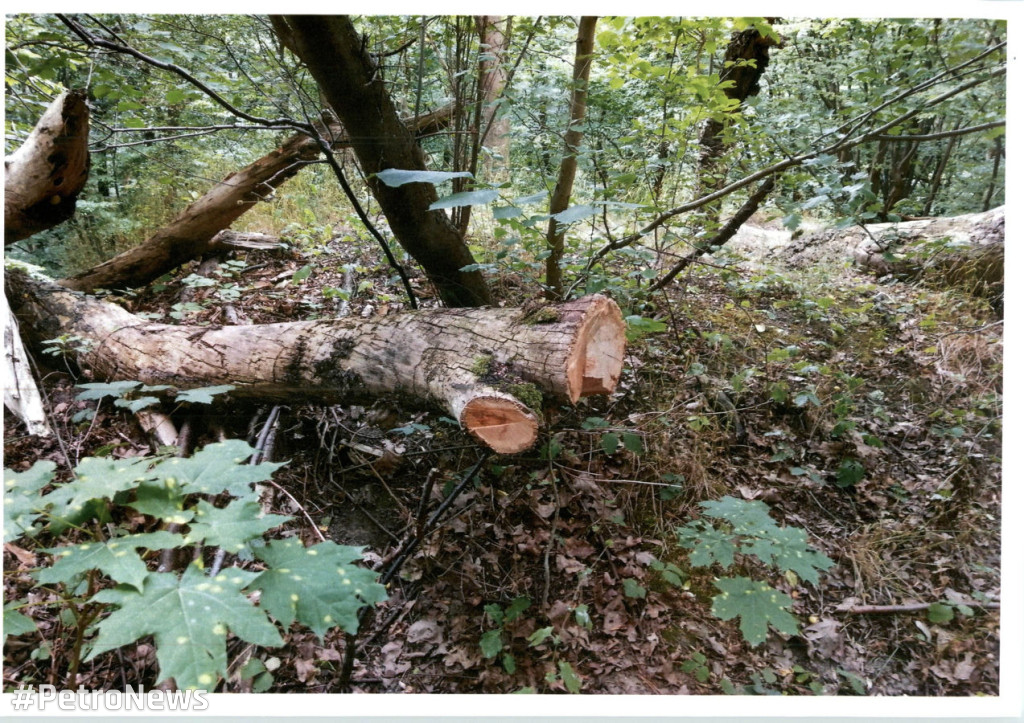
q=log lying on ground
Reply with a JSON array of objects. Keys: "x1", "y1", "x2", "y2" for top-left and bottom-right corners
[
  {"x1": 60, "y1": 107, "x2": 454, "y2": 294},
  {"x1": 5, "y1": 90, "x2": 90, "y2": 245},
  {"x1": 8, "y1": 270, "x2": 626, "y2": 454}
]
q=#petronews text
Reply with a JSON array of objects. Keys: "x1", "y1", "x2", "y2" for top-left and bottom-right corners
[{"x1": 9, "y1": 684, "x2": 209, "y2": 712}]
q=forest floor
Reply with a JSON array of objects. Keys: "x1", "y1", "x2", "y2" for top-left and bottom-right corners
[{"x1": 3, "y1": 217, "x2": 1003, "y2": 696}]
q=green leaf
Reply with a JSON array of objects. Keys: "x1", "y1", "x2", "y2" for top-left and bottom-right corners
[
  {"x1": 87, "y1": 562, "x2": 282, "y2": 690},
  {"x1": 623, "y1": 578, "x2": 647, "y2": 599},
  {"x1": 429, "y1": 189, "x2": 500, "y2": 210},
  {"x1": 248, "y1": 538, "x2": 386, "y2": 639},
  {"x1": 927, "y1": 603, "x2": 955, "y2": 624},
  {"x1": 38, "y1": 532, "x2": 186, "y2": 591},
  {"x1": 835, "y1": 458, "x2": 866, "y2": 488},
  {"x1": 114, "y1": 396, "x2": 161, "y2": 413},
  {"x1": 621, "y1": 432, "x2": 644, "y2": 455},
  {"x1": 75, "y1": 381, "x2": 141, "y2": 401},
  {"x1": 762, "y1": 526, "x2": 834, "y2": 585},
  {"x1": 699, "y1": 496, "x2": 778, "y2": 536},
  {"x1": 43, "y1": 456, "x2": 158, "y2": 519},
  {"x1": 492, "y1": 205, "x2": 523, "y2": 220},
  {"x1": 175, "y1": 385, "x2": 235, "y2": 405},
  {"x1": 552, "y1": 204, "x2": 600, "y2": 225},
  {"x1": 165, "y1": 88, "x2": 186, "y2": 103},
  {"x1": 479, "y1": 629, "x2": 504, "y2": 659},
  {"x1": 558, "y1": 661, "x2": 582, "y2": 693},
  {"x1": 4, "y1": 460, "x2": 55, "y2": 542},
  {"x1": 159, "y1": 440, "x2": 281, "y2": 498},
  {"x1": 711, "y1": 577, "x2": 799, "y2": 646},
  {"x1": 678, "y1": 520, "x2": 738, "y2": 568},
  {"x1": 184, "y1": 500, "x2": 290, "y2": 553},
  {"x1": 504, "y1": 596, "x2": 531, "y2": 622},
  {"x1": 375, "y1": 169, "x2": 472, "y2": 187},
  {"x1": 4, "y1": 607, "x2": 37, "y2": 641},
  {"x1": 527, "y1": 626, "x2": 554, "y2": 647},
  {"x1": 291, "y1": 265, "x2": 312, "y2": 284},
  {"x1": 601, "y1": 432, "x2": 620, "y2": 456},
  {"x1": 129, "y1": 477, "x2": 192, "y2": 524}
]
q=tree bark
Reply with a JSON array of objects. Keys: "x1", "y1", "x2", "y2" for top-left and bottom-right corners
[
  {"x1": 544, "y1": 16, "x2": 598, "y2": 299},
  {"x1": 694, "y1": 27, "x2": 777, "y2": 229},
  {"x1": 476, "y1": 15, "x2": 511, "y2": 176},
  {"x1": 272, "y1": 15, "x2": 492, "y2": 308},
  {"x1": 8, "y1": 271, "x2": 625, "y2": 454},
  {"x1": 5, "y1": 90, "x2": 90, "y2": 245}
]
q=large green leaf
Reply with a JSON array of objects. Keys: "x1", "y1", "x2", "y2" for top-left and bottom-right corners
[
  {"x1": 159, "y1": 440, "x2": 282, "y2": 498},
  {"x1": 42, "y1": 456, "x2": 158, "y2": 517},
  {"x1": 38, "y1": 531, "x2": 186, "y2": 592},
  {"x1": 248, "y1": 539, "x2": 387, "y2": 639},
  {"x1": 174, "y1": 385, "x2": 235, "y2": 405},
  {"x1": 375, "y1": 169, "x2": 472, "y2": 187},
  {"x1": 3, "y1": 606, "x2": 37, "y2": 641},
  {"x1": 678, "y1": 521, "x2": 737, "y2": 568},
  {"x1": 129, "y1": 478, "x2": 193, "y2": 524},
  {"x1": 88, "y1": 562, "x2": 282, "y2": 690},
  {"x1": 184, "y1": 500, "x2": 290, "y2": 552},
  {"x1": 761, "y1": 526, "x2": 834, "y2": 585},
  {"x1": 699, "y1": 496, "x2": 779, "y2": 536},
  {"x1": 4, "y1": 460, "x2": 55, "y2": 542},
  {"x1": 710, "y1": 576, "x2": 800, "y2": 646}
]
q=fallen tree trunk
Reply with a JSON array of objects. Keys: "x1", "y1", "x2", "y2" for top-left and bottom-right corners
[
  {"x1": 59, "y1": 107, "x2": 454, "y2": 294},
  {"x1": 8, "y1": 270, "x2": 625, "y2": 454},
  {"x1": 5, "y1": 90, "x2": 90, "y2": 245}
]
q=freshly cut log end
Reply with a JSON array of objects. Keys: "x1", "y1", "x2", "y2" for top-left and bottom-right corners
[
  {"x1": 461, "y1": 397, "x2": 539, "y2": 455},
  {"x1": 566, "y1": 296, "x2": 627, "y2": 402}
]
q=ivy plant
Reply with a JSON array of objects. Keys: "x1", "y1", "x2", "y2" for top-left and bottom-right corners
[{"x1": 676, "y1": 496, "x2": 833, "y2": 646}]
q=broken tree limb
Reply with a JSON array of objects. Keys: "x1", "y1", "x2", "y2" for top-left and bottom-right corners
[
  {"x1": 2, "y1": 287, "x2": 51, "y2": 437},
  {"x1": 840, "y1": 601, "x2": 1000, "y2": 615},
  {"x1": 4, "y1": 90, "x2": 91, "y2": 246},
  {"x1": 8, "y1": 270, "x2": 626, "y2": 454},
  {"x1": 59, "y1": 106, "x2": 454, "y2": 294}
]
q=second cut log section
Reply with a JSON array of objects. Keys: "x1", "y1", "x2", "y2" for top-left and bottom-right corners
[{"x1": 8, "y1": 271, "x2": 626, "y2": 454}]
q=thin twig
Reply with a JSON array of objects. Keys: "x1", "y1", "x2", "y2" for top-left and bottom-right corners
[{"x1": 841, "y1": 601, "x2": 999, "y2": 615}]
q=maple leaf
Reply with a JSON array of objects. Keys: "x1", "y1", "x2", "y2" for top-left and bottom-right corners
[
  {"x1": 763, "y1": 525, "x2": 834, "y2": 585},
  {"x1": 248, "y1": 538, "x2": 387, "y2": 639},
  {"x1": 184, "y1": 499, "x2": 290, "y2": 552},
  {"x1": 37, "y1": 531, "x2": 186, "y2": 592},
  {"x1": 4, "y1": 460, "x2": 55, "y2": 542},
  {"x1": 88, "y1": 562, "x2": 282, "y2": 690},
  {"x1": 159, "y1": 440, "x2": 283, "y2": 498},
  {"x1": 678, "y1": 520, "x2": 737, "y2": 568},
  {"x1": 710, "y1": 576, "x2": 800, "y2": 646},
  {"x1": 42, "y1": 456, "x2": 157, "y2": 517}
]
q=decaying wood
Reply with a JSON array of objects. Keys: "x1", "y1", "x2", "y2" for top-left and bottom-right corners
[
  {"x1": 9, "y1": 270, "x2": 626, "y2": 454},
  {"x1": 840, "y1": 601, "x2": 1000, "y2": 615},
  {"x1": 3, "y1": 288, "x2": 51, "y2": 437},
  {"x1": 4, "y1": 90, "x2": 91, "y2": 246},
  {"x1": 59, "y1": 107, "x2": 454, "y2": 294}
]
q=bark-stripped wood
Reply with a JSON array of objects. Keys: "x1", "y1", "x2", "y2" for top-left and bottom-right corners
[
  {"x1": 5, "y1": 90, "x2": 90, "y2": 245},
  {"x1": 8, "y1": 271, "x2": 626, "y2": 454}
]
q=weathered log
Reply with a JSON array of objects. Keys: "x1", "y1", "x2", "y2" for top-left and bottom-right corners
[
  {"x1": 59, "y1": 107, "x2": 454, "y2": 294},
  {"x1": 4, "y1": 90, "x2": 90, "y2": 245},
  {"x1": 8, "y1": 270, "x2": 626, "y2": 454},
  {"x1": 2, "y1": 285, "x2": 50, "y2": 436}
]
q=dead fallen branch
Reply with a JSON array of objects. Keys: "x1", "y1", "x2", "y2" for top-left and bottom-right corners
[{"x1": 840, "y1": 601, "x2": 1000, "y2": 615}]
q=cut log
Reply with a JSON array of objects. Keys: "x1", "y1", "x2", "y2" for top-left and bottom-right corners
[
  {"x1": 8, "y1": 270, "x2": 626, "y2": 454},
  {"x1": 5, "y1": 90, "x2": 90, "y2": 245}
]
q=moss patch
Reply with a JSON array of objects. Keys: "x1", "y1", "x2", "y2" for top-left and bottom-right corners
[
  {"x1": 507, "y1": 382, "x2": 543, "y2": 414},
  {"x1": 470, "y1": 354, "x2": 493, "y2": 377}
]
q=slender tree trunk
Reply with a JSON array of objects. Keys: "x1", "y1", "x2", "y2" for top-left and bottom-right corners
[
  {"x1": 9, "y1": 270, "x2": 625, "y2": 454},
  {"x1": 273, "y1": 15, "x2": 492, "y2": 308},
  {"x1": 923, "y1": 129, "x2": 957, "y2": 215},
  {"x1": 982, "y1": 135, "x2": 1003, "y2": 211},
  {"x1": 4, "y1": 90, "x2": 90, "y2": 245},
  {"x1": 544, "y1": 16, "x2": 598, "y2": 299},
  {"x1": 476, "y1": 15, "x2": 511, "y2": 178}
]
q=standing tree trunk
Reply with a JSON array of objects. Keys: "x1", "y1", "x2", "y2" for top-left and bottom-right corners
[
  {"x1": 476, "y1": 15, "x2": 511, "y2": 178},
  {"x1": 8, "y1": 270, "x2": 625, "y2": 454},
  {"x1": 4, "y1": 90, "x2": 90, "y2": 245},
  {"x1": 693, "y1": 26, "x2": 777, "y2": 229},
  {"x1": 544, "y1": 16, "x2": 598, "y2": 299},
  {"x1": 272, "y1": 15, "x2": 492, "y2": 308}
]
